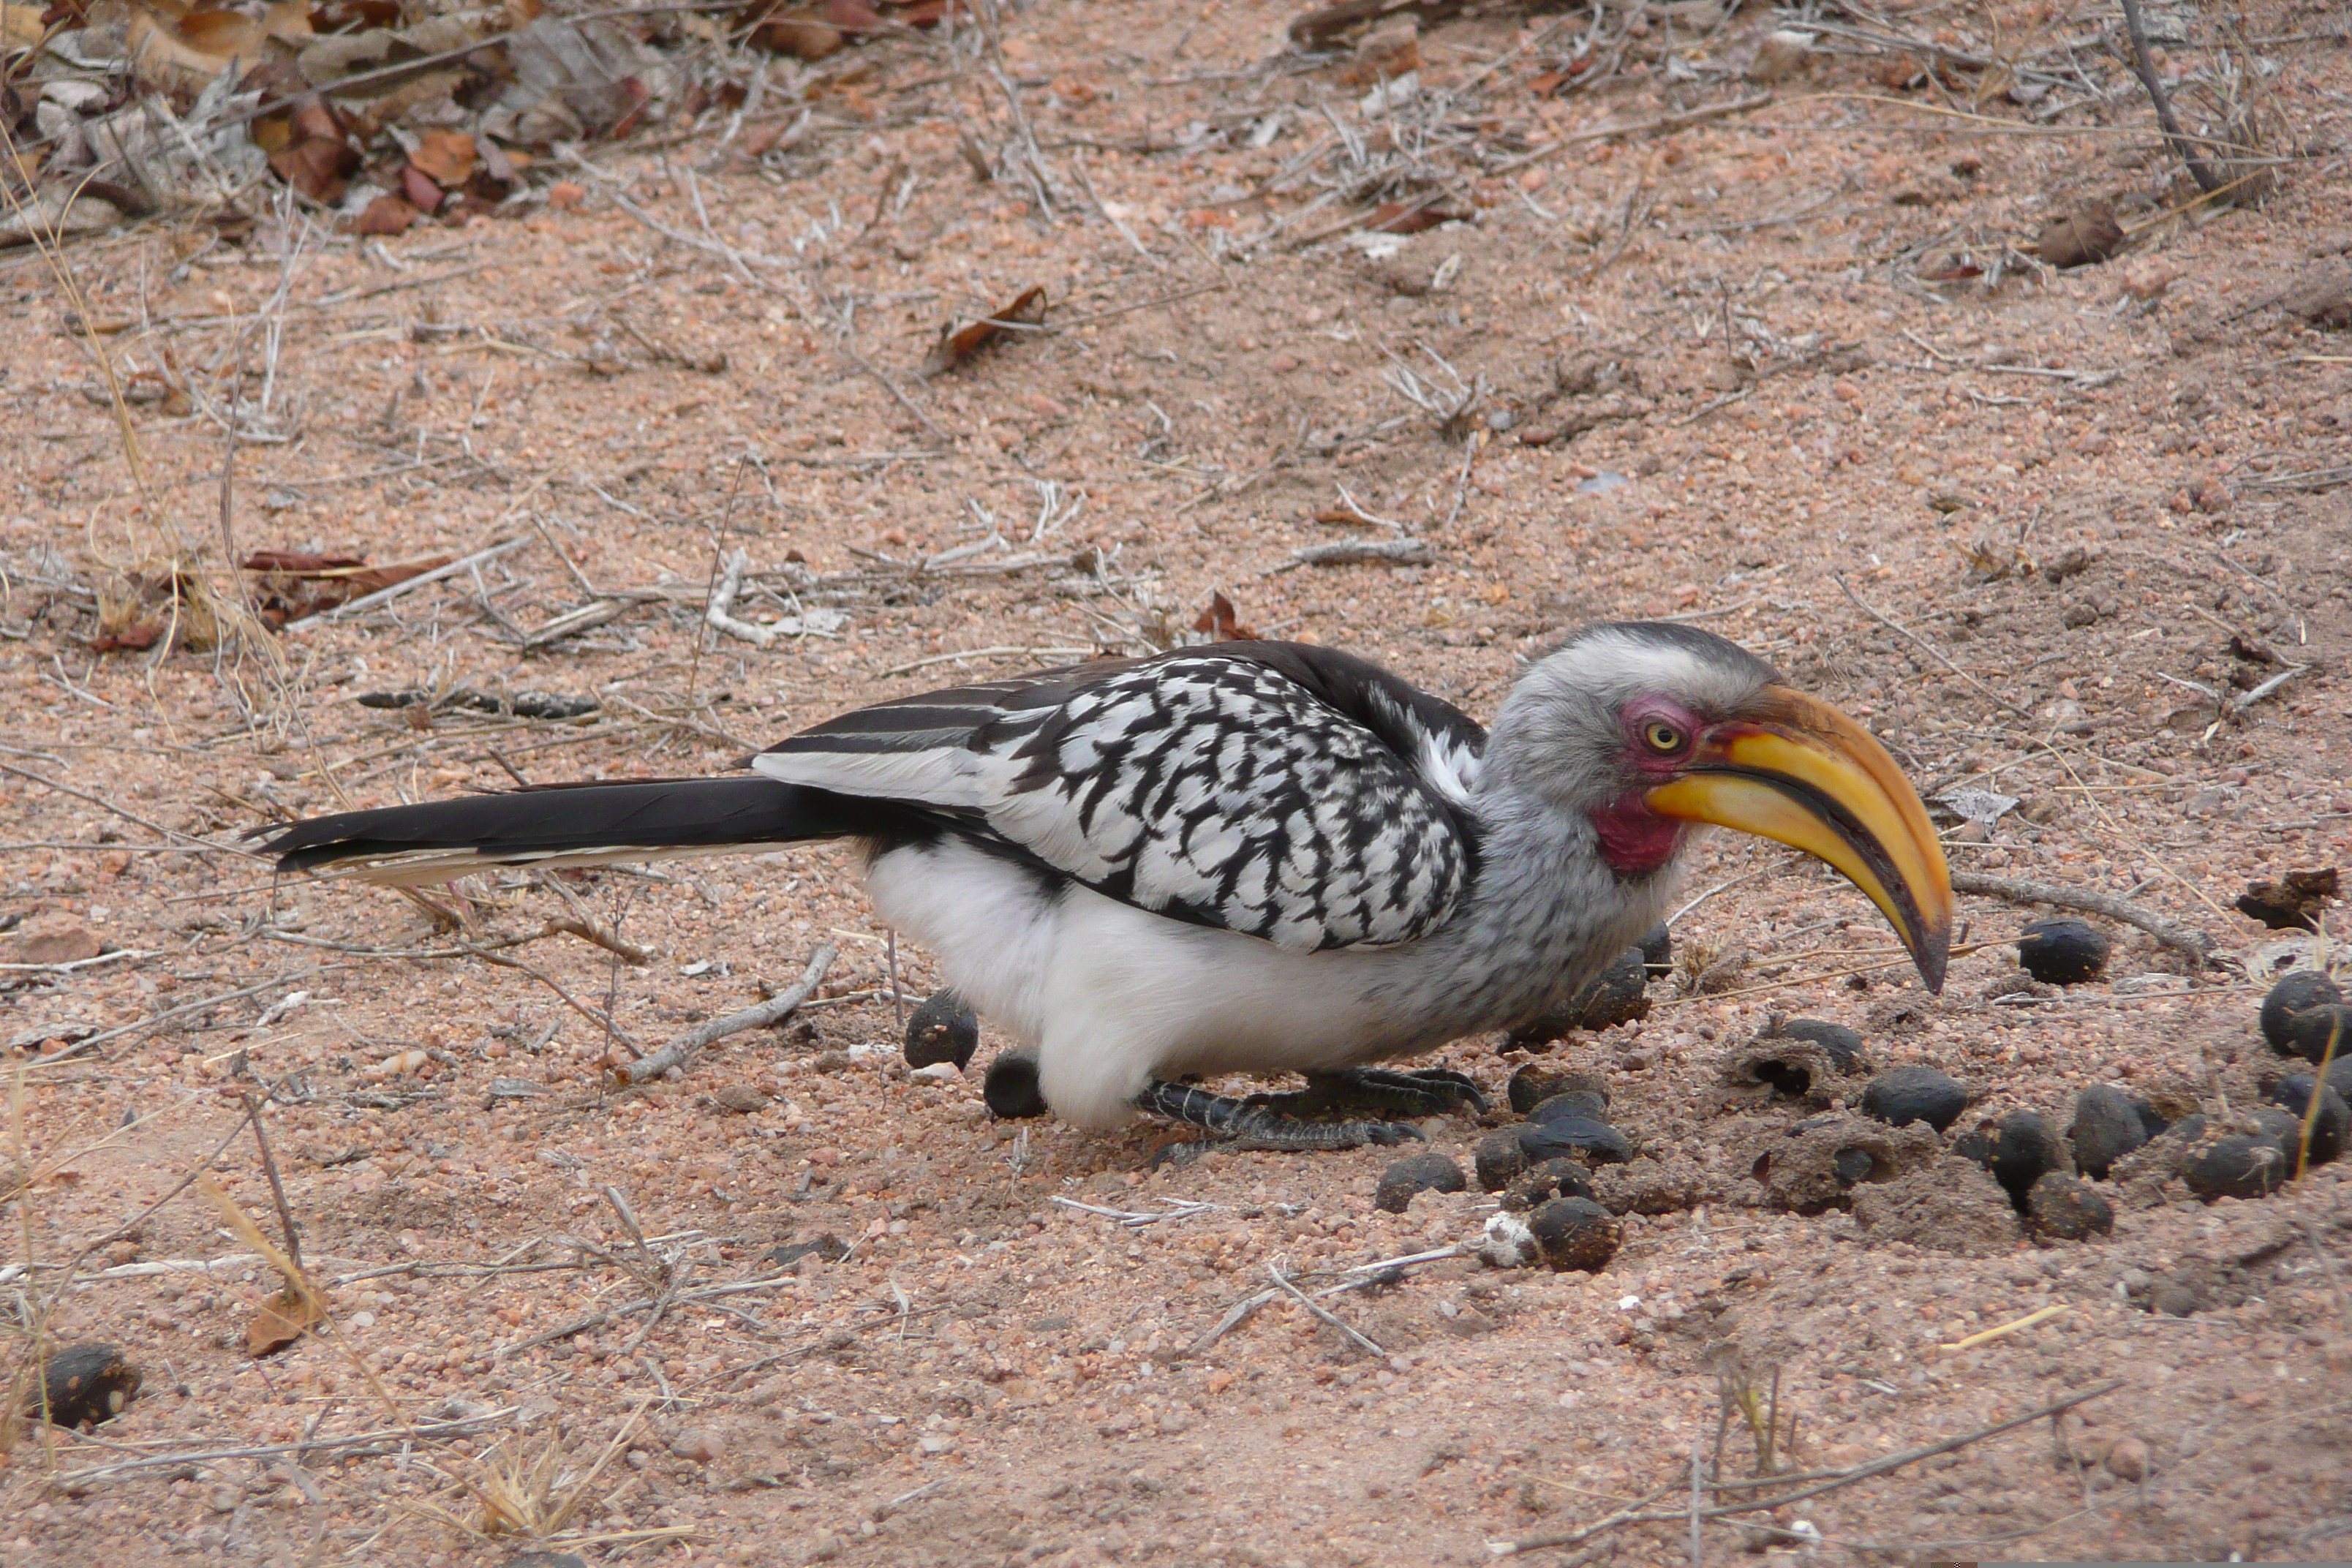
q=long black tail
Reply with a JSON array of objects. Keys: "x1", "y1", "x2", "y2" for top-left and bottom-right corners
[{"x1": 255, "y1": 777, "x2": 909, "y2": 886}]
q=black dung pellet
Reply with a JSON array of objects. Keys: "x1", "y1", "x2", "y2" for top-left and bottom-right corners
[
  {"x1": 1989, "y1": 1111, "x2": 2070, "y2": 1210},
  {"x1": 1504, "y1": 1158, "x2": 1597, "y2": 1212},
  {"x1": 1373, "y1": 1152, "x2": 1467, "y2": 1213},
  {"x1": 1860, "y1": 1066, "x2": 1970, "y2": 1131},
  {"x1": 981, "y1": 1055, "x2": 1049, "y2": 1119},
  {"x1": 1506, "y1": 1066, "x2": 1607, "y2": 1117},
  {"x1": 2182, "y1": 1114, "x2": 2295, "y2": 1200},
  {"x1": 1776, "y1": 1018, "x2": 1864, "y2": 1071},
  {"x1": 1572, "y1": 947, "x2": 1653, "y2": 1030},
  {"x1": 1637, "y1": 922, "x2": 1673, "y2": 976},
  {"x1": 1474, "y1": 1128, "x2": 1528, "y2": 1192},
  {"x1": 1528, "y1": 1197, "x2": 1621, "y2": 1272},
  {"x1": 1517, "y1": 1115, "x2": 1632, "y2": 1166},
  {"x1": 2069, "y1": 1084, "x2": 2163, "y2": 1180},
  {"x1": 903, "y1": 989, "x2": 980, "y2": 1070},
  {"x1": 2260, "y1": 970, "x2": 2342, "y2": 1053},
  {"x1": 2015, "y1": 918, "x2": 2111, "y2": 985},
  {"x1": 1529, "y1": 1090, "x2": 1611, "y2": 1126},
  {"x1": 31, "y1": 1344, "x2": 140, "y2": 1428},
  {"x1": 2024, "y1": 1172, "x2": 2114, "y2": 1240},
  {"x1": 2266, "y1": 1075, "x2": 2349, "y2": 1168},
  {"x1": 2281, "y1": 1005, "x2": 2352, "y2": 1068}
]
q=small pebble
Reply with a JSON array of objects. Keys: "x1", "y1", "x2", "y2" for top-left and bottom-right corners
[
  {"x1": 1373, "y1": 1152, "x2": 1466, "y2": 1213},
  {"x1": 669, "y1": 1428, "x2": 723, "y2": 1464},
  {"x1": 712, "y1": 1083, "x2": 768, "y2": 1114},
  {"x1": 2260, "y1": 969, "x2": 2342, "y2": 1052},
  {"x1": 2069, "y1": 1084, "x2": 2163, "y2": 1179},
  {"x1": 1516, "y1": 1116, "x2": 1631, "y2": 1166},
  {"x1": 2104, "y1": 1436, "x2": 2150, "y2": 1482},
  {"x1": 1860, "y1": 1066, "x2": 1969, "y2": 1131},
  {"x1": 1527, "y1": 1198, "x2": 1621, "y2": 1272},
  {"x1": 2149, "y1": 1280, "x2": 2203, "y2": 1317},
  {"x1": 904, "y1": 990, "x2": 980, "y2": 1071},
  {"x1": 31, "y1": 1343, "x2": 140, "y2": 1428},
  {"x1": 2015, "y1": 919, "x2": 2110, "y2": 984},
  {"x1": 1506, "y1": 1066, "x2": 1607, "y2": 1116},
  {"x1": 1986, "y1": 1111, "x2": 2070, "y2": 1210},
  {"x1": 1474, "y1": 1129, "x2": 1528, "y2": 1192},
  {"x1": 2024, "y1": 1172, "x2": 2114, "y2": 1241},
  {"x1": 1776, "y1": 1018, "x2": 1863, "y2": 1070}
]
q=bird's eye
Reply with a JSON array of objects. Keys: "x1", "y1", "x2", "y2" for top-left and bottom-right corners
[{"x1": 1643, "y1": 720, "x2": 1685, "y2": 753}]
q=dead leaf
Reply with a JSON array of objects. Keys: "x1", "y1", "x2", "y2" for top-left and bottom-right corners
[
  {"x1": 1365, "y1": 200, "x2": 1467, "y2": 235},
  {"x1": 240, "y1": 549, "x2": 451, "y2": 627},
  {"x1": 920, "y1": 284, "x2": 1046, "y2": 377},
  {"x1": 246, "y1": 1284, "x2": 323, "y2": 1357},
  {"x1": 1191, "y1": 591, "x2": 1256, "y2": 642},
  {"x1": 744, "y1": 7, "x2": 843, "y2": 59},
  {"x1": 409, "y1": 128, "x2": 476, "y2": 186},
  {"x1": 268, "y1": 132, "x2": 360, "y2": 205},
  {"x1": 311, "y1": 0, "x2": 404, "y2": 31},
  {"x1": 350, "y1": 192, "x2": 420, "y2": 235},
  {"x1": 399, "y1": 162, "x2": 444, "y2": 212}
]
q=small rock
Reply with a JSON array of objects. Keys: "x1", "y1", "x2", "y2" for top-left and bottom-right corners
[
  {"x1": 1506, "y1": 1065, "x2": 1607, "y2": 1115},
  {"x1": 2285, "y1": 260, "x2": 2352, "y2": 329},
  {"x1": 1517, "y1": 1116, "x2": 1631, "y2": 1166},
  {"x1": 669, "y1": 1428, "x2": 723, "y2": 1464},
  {"x1": 2024, "y1": 1172, "x2": 2114, "y2": 1241},
  {"x1": 2037, "y1": 202, "x2": 2124, "y2": 268},
  {"x1": 712, "y1": 1083, "x2": 768, "y2": 1114},
  {"x1": 2069, "y1": 1084, "x2": 2163, "y2": 1179},
  {"x1": 2260, "y1": 970, "x2": 2342, "y2": 1053},
  {"x1": 1527, "y1": 1198, "x2": 1621, "y2": 1272},
  {"x1": 764, "y1": 1234, "x2": 849, "y2": 1268},
  {"x1": 1479, "y1": 1212, "x2": 1538, "y2": 1269},
  {"x1": 2149, "y1": 1280, "x2": 2203, "y2": 1317},
  {"x1": 2015, "y1": 919, "x2": 2110, "y2": 984},
  {"x1": 904, "y1": 989, "x2": 979, "y2": 1070},
  {"x1": 1474, "y1": 1129, "x2": 1527, "y2": 1192},
  {"x1": 31, "y1": 1343, "x2": 140, "y2": 1428},
  {"x1": 2266, "y1": 1074, "x2": 2348, "y2": 1167},
  {"x1": 1373, "y1": 1152, "x2": 1466, "y2": 1213},
  {"x1": 1861, "y1": 1066, "x2": 1970, "y2": 1132},
  {"x1": 12, "y1": 913, "x2": 103, "y2": 966},
  {"x1": 1985, "y1": 1110, "x2": 2072, "y2": 1210},
  {"x1": 1528, "y1": 1090, "x2": 1610, "y2": 1125},
  {"x1": 2104, "y1": 1436, "x2": 2150, "y2": 1482}
]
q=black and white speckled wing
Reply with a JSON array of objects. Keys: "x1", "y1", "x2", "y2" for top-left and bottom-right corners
[{"x1": 752, "y1": 643, "x2": 1485, "y2": 951}]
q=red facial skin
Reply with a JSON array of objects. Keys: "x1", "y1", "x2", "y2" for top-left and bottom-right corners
[{"x1": 1589, "y1": 695, "x2": 1701, "y2": 877}]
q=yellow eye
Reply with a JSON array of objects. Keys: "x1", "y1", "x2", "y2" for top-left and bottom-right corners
[{"x1": 1643, "y1": 721, "x2": 1684, "y2": 753}]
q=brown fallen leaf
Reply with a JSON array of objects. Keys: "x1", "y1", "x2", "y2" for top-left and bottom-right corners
[
  {"x1": 350, "y1": 192, "x2": 420, "y2": 235},
  {"x1": 240, "y1": 549, "x2": 453, "y2": 627},
  {"x1": 1365, "y1": 200, "x2": 1468, "y2": 235},
  {"x1": 1191, "y1": 590, "x2": 1256, "y2": 642},
  {"x1": 246, "y1": 1284, "x2": 323, "y2": 1357},
  {"x1": 399, "y1": 162, "x2": 445, "y2": 213},
  {"x1": 2236, "y1": 868, "x2": 2341, "y2": 932},
  {"x1": 2035, "y1": 203, "x2": 2123, "y2": 269},
  {"x1": 920, "y1": 284, "x2": 1047, "y2": 377},
  {"x1": 409, "y1": 128, "x2": 477, "y2": 187}
]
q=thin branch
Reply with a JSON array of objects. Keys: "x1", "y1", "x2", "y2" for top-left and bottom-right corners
[
  {"x1": 1950, "y1": 870, "x2": 2217, "y2": 965},
  {"x1": 1266, "y1": 1260, "x2": 1386, "y2": 1358},
  {"x1": 610, "y1": 943, "x2": 835, "y2": 1085},
  {"x1": 2118, "y1": 0, "x2": 2223, "y2": 193}
]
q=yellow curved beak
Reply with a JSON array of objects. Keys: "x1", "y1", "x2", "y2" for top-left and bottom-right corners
[{"x1": 1643, "y1": 687, "x2": 1953, "y2": 992}]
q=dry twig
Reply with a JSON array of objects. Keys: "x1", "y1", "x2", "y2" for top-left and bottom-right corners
[{"x1": 608, "y1": 943, "x2": 836, "y2": 1085}]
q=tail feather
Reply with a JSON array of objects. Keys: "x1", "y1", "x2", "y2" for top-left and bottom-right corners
[{"x1": 255, "y1": 777, "x2": 899, "y2": 886}]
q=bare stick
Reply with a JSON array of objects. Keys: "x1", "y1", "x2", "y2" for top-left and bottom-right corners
[
  {"x1": 240, "y1": 1092, "x2": 304, "y2": 1275},
  {"x1": 1689, "y1": 1440, "x2": 1705, "y2": 1568},
  {"x1": 1950, "y1": 870, "x2": 2216, "y2": 965},
  {"x1": 1833, "y1": 576, "x2": 2036, "y2": 722},
  {"x1": 1267, "y1": 1261, "x2": 1386, "y2": 1357},
  {"x1": 609, "y1": 944, "x2": 835, "y2": 1085},
  {"x1": 2118, "y1": 0, "x2": 2223, "y2": 193},
  {"x1": 544, "y1": 916, "x2": 651, "y2": 966},
  {"x1": 282, "y1": 537, "x2": 533, "y2": 633},
  {"x1": 1277, "y1": 538, "x2": 1435, "y2": 572},
  {"x1": 705, "y1": 549, "x2": 773, "y2": 647}
]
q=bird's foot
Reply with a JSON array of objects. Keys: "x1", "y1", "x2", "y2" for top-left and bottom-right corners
[
  {"x1": 1267, "y1": 1067, "x2": 1490, "y2": 1119},
  {"x1": 1137, "y1": 1080, "x2": 1422, "y2": 1151}
]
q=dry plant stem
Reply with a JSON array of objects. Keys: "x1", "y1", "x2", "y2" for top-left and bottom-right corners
[
  {"x1": 1949, "y1": 871, "x2": 2215, "y2": 964},
  {"x1": 1493, "y1": 1382, "x2": 2125, "y2": 1554},
  {"x1": 2296, "y1": 1014, "x2": 2342, "y2": 1178},
  {"x1": 281, "y1": 537, "x2": 533, "y2": 633},
  {"x1": 2118, "y1": 0, "x2": 2223, "y2": 193},
  {"x1": 609, "y1": 943, "x2": 837, "y2": 1085},
  {"x1": 239, "y1": 1091, "x2": 304, "y2": 1273},
  {"x1": 58, "y1": 1410, "x2": 517, "y2": 1484},
  {"x1": 1833, "y1": 575, "x2": 2037, "y2": 723},
  {"x1": 1266, "y1": 1261, "x2": 1385, "y2": 1357}
]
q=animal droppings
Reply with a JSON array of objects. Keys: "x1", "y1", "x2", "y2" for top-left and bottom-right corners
[
  {"x1": 1984, "y1": 1110, "x2": 2072, "y2": 1210},
  {"x1": 1528, "y1": 1090, "x2": 1610, "y2": 1126},
  {"x1": 1527, "y1": 1197, "x2": 1621, "y2": 1272},
  {"x1": 2259, "y1": 969, "x2": 2342, "y2": 1052},
  {"x1": 904, "y1": 988, "x2": 981, "y2": 1070},
  {"x1": 1775, "y1": 1017, "x2": 1864, "y2": 1069},
  {"x1": 1515, "y1": 1115, "x2": 1632, "y2": 1166},
  {"x1": 2280, "y1": 1004, "x2": 2352, "y2": 1068},
  {"x1": 1860, "y1": 1066, "x2": 1970, "y2": 1131},
  {"x1": 2266, "y1": 1074, "x2": 2348, "y2": 1168},
  {"x1": 1506, "y1": 1065, "x2": 1607, "y2": 1115},
  {"x1": 1479, "y1": 1212, "x2": 1539, "y2": 1269},
  {"x1": 1636, "y1": 921, "x2": 1673, "y2": 976},
  {"x1": 2024, "y1": 1172, "x2": 2114, "y2": 1241},
  {"x1": 31, "y1": 1343, "x2": 140, "y2": 1428},
  {"x1": 2014, "y1": 919, "x2": 2111, "y2": 984},
  {"x1": 1373, "y1": 1151, "x2": 1467, "y2": 1213},
  {"x1": 2069, "y1": 1084, "x2": 2165, "y2": 1179},
  {"x1": 1502, "y1": 1158, "x2": 1597, "y2": 1212},
  {"x1": 2181, "y1": 1112, "x2": 2296, "y2": 1200},
  {"x1": 982, "y1": 1055, "x2": 1049, "y2": 1120},
  {"x1": 1474, "y1": 1129, "x2": 1528, "y2": 1192}
]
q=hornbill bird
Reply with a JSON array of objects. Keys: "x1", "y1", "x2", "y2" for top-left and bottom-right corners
[{"x1": 257, "y1": 623, "x2": 1951, "y2": 1149}]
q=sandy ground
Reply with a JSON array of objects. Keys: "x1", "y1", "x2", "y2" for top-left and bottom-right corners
[{"x1": 4, "y1": 0, "x2": 2352, "y2": 1563}]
